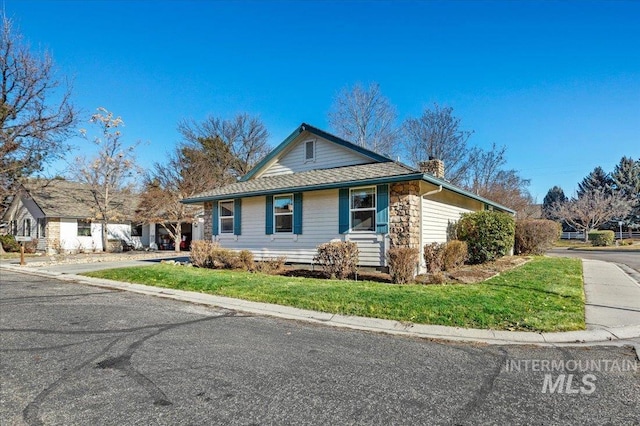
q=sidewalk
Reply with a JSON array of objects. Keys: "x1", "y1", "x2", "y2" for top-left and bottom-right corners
[{"x1": 2, "y1": 257, "x2": 639, "y2": 347}]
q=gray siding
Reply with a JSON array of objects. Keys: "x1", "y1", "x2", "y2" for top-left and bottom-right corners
[
  {"x1": 215, "y1": 189, "x2": 384, "y2": 267},
  {"x1": 260, "y1": 135, "x2": 372, "y2": 178}
]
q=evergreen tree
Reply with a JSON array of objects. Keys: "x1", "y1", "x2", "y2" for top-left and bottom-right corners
[
  {"x1": 611, "y1": 156, "x2": 640, "y2": 229},
  {"x1": 577, "y1": 166, "x2": 613, "y2": 197},
  {"x1": 542, "y1": 186, "x2": 567, "y2": 220}
]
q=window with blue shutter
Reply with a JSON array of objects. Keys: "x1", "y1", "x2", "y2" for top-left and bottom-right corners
[
  {"x1": 212, "y1": 200, "x2": 219, "y2": 236},
  {"x1": 376, "y1": 184, "x2": 389, "y2": 234},
  {"x1": 265, "y1": 195, "x2": 273, "y2": 234},
  {"x1": 233, "y1": 198, "x2": 242, "y2": 235}
]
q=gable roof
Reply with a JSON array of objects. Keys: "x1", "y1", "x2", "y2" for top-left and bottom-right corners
[
  {"x1": 240, "y1": 123, "x2": 393, "y2": 181},
  {"x1": 182, "y1": 123, "x2": 515, "y2": 214},
  {"x1": 6, "y1": 179, "x2": 137, "y2": 220}
]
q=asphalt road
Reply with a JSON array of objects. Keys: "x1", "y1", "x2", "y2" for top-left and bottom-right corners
[
  {"x1": 1, "y1": 270, "x2": 639, "y2": 425},
  {"x1": 547, "y1": 248, "x2": 640, "y2": 273}
]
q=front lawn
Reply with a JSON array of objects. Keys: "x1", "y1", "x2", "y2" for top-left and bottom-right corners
[{"x1": 84, "y1": 256, "x2": 585, "y2": 332}]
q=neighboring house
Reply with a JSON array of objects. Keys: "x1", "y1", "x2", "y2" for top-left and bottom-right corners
[
  {"x1": 1, "y1": 179, "x2": 139, "y2": 254},
  {"x1": 182, "y1": 123, "x2": 514, "y2": 272}
]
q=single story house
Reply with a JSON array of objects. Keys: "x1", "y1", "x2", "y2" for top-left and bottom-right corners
[
  {"x1": 182, "y1": 123, "x2": 514, "y2": 272},
  {"x1": 2, "y1": 179, "x2": 139, "y2": 254}
]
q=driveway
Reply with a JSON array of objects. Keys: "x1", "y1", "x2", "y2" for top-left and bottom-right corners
[
  {"x1": 1, "y1": 270, "x2": 639, "y2": 425},
  {"x1": 547, "y1": 248, "x2": 640, "y2": 273}
]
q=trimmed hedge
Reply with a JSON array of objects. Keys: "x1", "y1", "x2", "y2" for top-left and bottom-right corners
[
  {"x1": 514, "y1": 219, "x2": 561, "y2": 255},
  {"x1": 588, "y1": 230, "x2": 615, "y2": 247},
  {"x1": 456, "y1": 211, "x2": 515, "y2": 264},
  {"x1": 314, "y1": 241, "x2": 359, "y2": 280},
  {"x1": 387, "y1": 247, "x2": 419, "y2": 284}
]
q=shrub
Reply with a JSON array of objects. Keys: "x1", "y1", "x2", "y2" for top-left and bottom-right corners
[
  {"x1": 314, "y1": 241, "x2": 359, "y2": 279},
  {"x1": 253, "y1": 256, "x2": 287, "y2": 274},
  {"x1": 0, "y1": 235, "x2": 20, "y2": 252},
  {"x1": 514, "y1": 219, "x2": 561, "y2": 255},
  {"x1": 423, "y1": 242, "x2": 444, "y2": 273},
  {"x1": 620, "y1": 239, "x2": 634, "y2": 246},
  {"x1": 387, "y1": 247, "x2": 419, "y2": 284},
  {"x1": 189, "y1": 241, "x2": 254, "y2": 270},
  {"x1": 588, "y1": 230, "x2": 615, "y2": 247},
  {"x1": 238, "y1": 250, "x2": 254, "y2": 270},
  {"x1": 456, "y1": 211, "x2": 515, "y2": 264},
  {"x1": 442, "y1": 240, "x2": 467, "y2": 271},
  {"x1": 190, "y1": 240, "x2": 214, "y2": 268}
]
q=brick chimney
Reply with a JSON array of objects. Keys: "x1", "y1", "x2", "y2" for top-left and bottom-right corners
[{"x1": 418, "y1": 159, "x2": 445, "y2": 179}]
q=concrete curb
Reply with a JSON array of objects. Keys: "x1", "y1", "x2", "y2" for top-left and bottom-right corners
[{"x1": 3, "y1": 264, "x2": 639, "y2": 346}]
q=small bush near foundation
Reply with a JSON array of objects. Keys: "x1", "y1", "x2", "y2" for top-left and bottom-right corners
[
  {"x1": 423, "y1": 242, "x2": 444, "y2": 273},
  {"x1": 588, "y1": 230, "x2": 615, "y2": 247},
  {"x1": 238, "y1": 250, "x2": 254, "y2": 270},
  {"x1": 387, "y1": 247, "x2": 419, "y2": 284},
  {"x1": 442, "y1": 240, "x2": 468, "y2": 271},
  {"x1": 0, "y1": 235, "x2": 20, "y2": 252},
  {"x1": 253, "y1": 256, "x2": 287, "y2": 274},
  {"x1": 314, "y1": 241, "x2": 359, "y2": 279},
  {"x1": 514, "y1": 219, "x2": 561, "y2": 255},
  {"x1": 190, "y1": 240, "x2": 215, "y2": 268},
  {"x1": 456, "y1": 211, "x2": 515, "y2": 264},
  {"x1": 189, "y1": 241, "x2": 253, "y2": 270}
]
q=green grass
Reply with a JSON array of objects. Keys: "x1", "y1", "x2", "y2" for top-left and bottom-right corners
[{"x1": 84, "y1": 257, "x2": 585, "y2": 332}]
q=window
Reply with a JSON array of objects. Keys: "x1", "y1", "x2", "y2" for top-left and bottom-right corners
[
  {"x1": 304, "y1": 140, "x2": 315, "y2": 162},
  {"x1": 10, "y1": 220, "x2": 17, "y2": 236},
  {"x1": 37, "y1": 218, "x2": 46, "y2": 238},
  {"x1": 23, "y1": 218, "x2": 31, "y2": 237},
  {"x1": 350, "y1": 187, "x2": 376, "y2": 232},
  {"x1": 274, "y1": 194, "x2": 293, "y2": 233},
  {"x1": 77, "y1": 220, "x2": 92, "y2": 237},
  {"x1": 219, "y1": 200, "x2": 234, "y2": 234}
]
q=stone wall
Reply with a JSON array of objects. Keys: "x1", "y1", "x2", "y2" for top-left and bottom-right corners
[
  {"x1": 203, "y1": 202, "x2": 213, "y2": 241},
  {"x1": 45, "y1": 218, "x2": 61, "y2": 253},
  {"x1": 389, "y1": 181, "x2": 421, "y2": 249}
]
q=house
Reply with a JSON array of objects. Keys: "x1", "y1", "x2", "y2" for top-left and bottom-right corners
[
  {"x1": 1, "y1": 179, "x2": 140, "y2": 254},
  {"x1": 182, "y1": 123, "x2": 514, "y2": 272}
]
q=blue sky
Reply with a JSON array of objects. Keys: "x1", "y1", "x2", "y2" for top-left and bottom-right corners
[{"x1": 6, "y1": 0, "x2": 639, "y2": 200}]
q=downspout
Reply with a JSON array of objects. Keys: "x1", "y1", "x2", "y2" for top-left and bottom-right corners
[{"x1": 419, "y1": 185, "x2": 443, "y2": 273}]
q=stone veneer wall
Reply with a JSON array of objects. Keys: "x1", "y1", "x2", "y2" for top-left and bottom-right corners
[
  {"x1": 203, "y1": 202, "x2": 213, "y2": 241},
  {"x1": 45, "y1": 218, "x2": 61, "y2": 253},
  {"x1": 389, "y1": 181, "x2": 421, "y2": 249}
]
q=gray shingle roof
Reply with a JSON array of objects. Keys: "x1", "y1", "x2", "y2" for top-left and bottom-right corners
[
  {"x1": 21, "y1": 179, "x2": 137, "y2": 219},
  {"x1": 184, "y1": 162, "x2": 420, "y2": 202}
]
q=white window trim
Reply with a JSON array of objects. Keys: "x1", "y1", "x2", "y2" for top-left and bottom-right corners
[
  {"x1": 23, "y1": 218, "x2": 31, "y2": 237},
  {"x1": 219, "y1": 199, "x2": 234, "y2": 234},
  {"x1": 77, "y1": 219, "x2": 92, "y2": 237},
  {"x1": 274, "y1": 193, "x2": 294, "y2": 234},
  {"x1": 304, "y1": 139, "x2": 316, "y2": 163},
  {"x1": 350, "y1": 186, "x2": 376, "y2": 233}
]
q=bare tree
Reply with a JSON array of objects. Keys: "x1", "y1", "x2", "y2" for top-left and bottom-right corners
[
  {"x1": 73, "y1": 108, "x2": 138, "y2": 251},
  {"x1": 328, "y1": 82, "x2": 398, "y2": 156},
  {"x1": 466, "y1": 143, "x2": 533, "y2": 214},
  {"x1": 136, "y1": 147, "x2": 207, "y2": 252},
  {"x1": 0, "y1": 15, "x2": 77, "y2": 208},
  {"x1": 550, "y1": 190, "x2": 632, "y2": 241},
  {"x1": 178, "y1": 113, "x2": 269, "y2": 180},
  {"x1": 402, "y1": 104, "x2": 474, "y2": 185}
]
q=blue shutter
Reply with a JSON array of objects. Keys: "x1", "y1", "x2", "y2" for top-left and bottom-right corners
[
  {"x1": 233, "y1": 198, "x2": 242, "y2": 235},
  {"x1": 293, "y1": 192, "x2": 303, "y2": 235},
  {"x1": 265, "y1": 195, "x2": 273, "y2": 235},
  {"x1": 339, "y1": 188, "x2": 350, "y2": 234},
  {"x1": 212, "y1": 200, "x2": 219, "y2": 236},
  {"x1": 376, "y1": 184, "x2": 389, "y2": 234}
]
